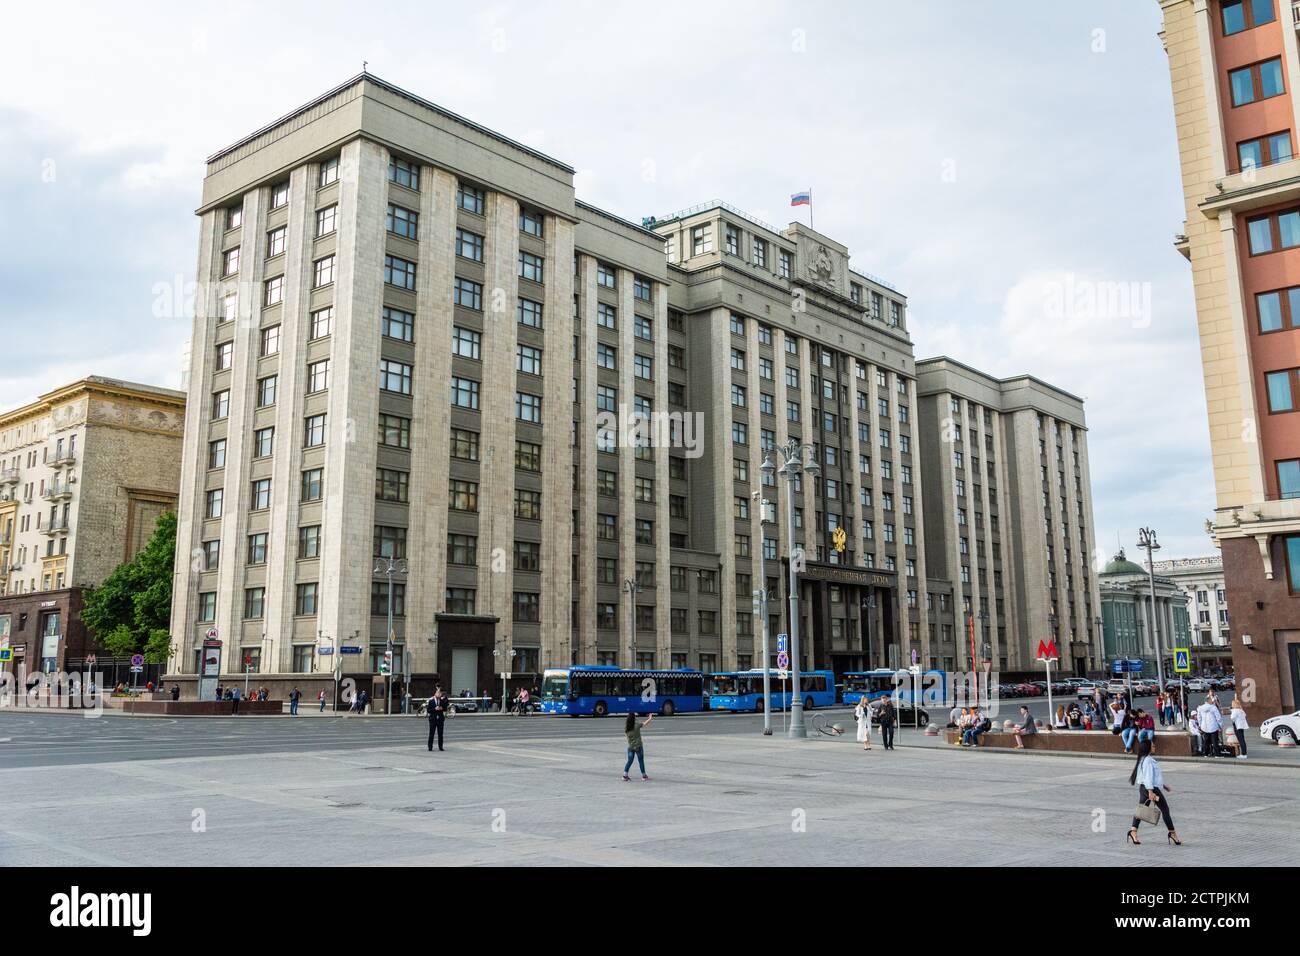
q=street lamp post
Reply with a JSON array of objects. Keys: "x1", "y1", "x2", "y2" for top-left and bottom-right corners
[
  {"x1": 753, "y1": 587, "x2": 775, "y2": 735},
  {"x1": 373, "y1": 556, "x2": 408, "y2": 716},
  {"x1": 762, "y1": 438, "x2": 819, "y2": 740},
  {"x1": 1137, "y1": 527, "x2": 1166, "y2": 693},
  {"x1": 623, "y1": 577, "x2": 643, "y2": 669},
  {"x1": 1093, "y1": 615, "x2": 1103, "y2": 678},
  {"x1": 493, "y1": 647, "x2": 515, "y2": 713}
]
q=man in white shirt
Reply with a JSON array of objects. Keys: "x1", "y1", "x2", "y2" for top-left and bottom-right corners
[{"x1": 1196, "y1": 696, "x2": 1222, "y2": 758}]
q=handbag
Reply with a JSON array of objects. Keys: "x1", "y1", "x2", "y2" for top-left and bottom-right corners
[{"x1": 1135, "y1": 800, "x2": 1161, "y2": 825}]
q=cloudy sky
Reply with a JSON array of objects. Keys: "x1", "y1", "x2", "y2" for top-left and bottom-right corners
[{"x1": 0, "y1": 0, "x2": 1209, "y2": 558}]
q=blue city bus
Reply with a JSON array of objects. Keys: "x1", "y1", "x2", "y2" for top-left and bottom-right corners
[
  {"x1": 842, "y1": 669, "x2": 948, "y2": 707},
  {"x1": 706, "y1": 669, "x2": 837, "y2": 712},
  {"x1": 539, "y1": 666, "x2": 705, "y2": 716}
]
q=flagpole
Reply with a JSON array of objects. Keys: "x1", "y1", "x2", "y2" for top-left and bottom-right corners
[{"x1": 809, "y1": 188, "x2": 813, "y2": 230}]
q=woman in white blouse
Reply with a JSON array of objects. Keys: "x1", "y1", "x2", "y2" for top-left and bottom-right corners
[
  {"x1": 1230, "y1": 698, "x2": 1250, "y2": 759},
  {"x1": 1127, "y1": 738, "x2": 1182, "y2": 846},
  {"x1": 854, "y1": 697, "x2": 873, "y2": 751}
]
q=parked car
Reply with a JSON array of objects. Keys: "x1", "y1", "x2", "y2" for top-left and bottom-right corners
[
  {"x1": 1187, "y1": 678, "x2": 1211, "y2": 691},
  {"x1": 1076, "y1": 680, "x2": 1106, "y2": 699},
  {"x1": 1259, "y1": 709, "x2": 1300, "y2": 745},
  {"x1": 1106, "y1": 680, "x2": 1129, "y2": 696}
]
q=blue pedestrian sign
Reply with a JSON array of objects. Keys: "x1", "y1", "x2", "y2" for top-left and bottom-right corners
[
  {"x1": 777, "y1": 633, "x2": 787, "y2": 654},
  {"x1": 1173, "y1": 648, "x2": 1190, "y2": 674}
]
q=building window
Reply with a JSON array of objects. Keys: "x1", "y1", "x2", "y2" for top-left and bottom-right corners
[
  {"x1": 298, "y1": 525, "x2": 321, "y2": 559},
  {"x1": 752, "y1": 237, "x2": 767, "y2": 268},
  {"x1": 376, "y1": 468, "x2": 408, "y2": 503},
  {"x1": 1230, "y1": 57, "x2": 1285, "y2": 108},
  {"x1": 301, "y1": 468, "x2": 323, "y2": 502},
  {"x1": 452, "y1": 325, "x2": 482, "y2": 360},
  {"x1": 198, "y1": 592, "x2": 216, "y2": 622},
  {"x1": 313, "y1": 255, "x2": 335, "y2": 287},
  {"x1": 388, "y1": 204, "x2": 420, "y2": 240},
  {"x1": 446, "y1": 587, "x2": 476, "y2": 615},
  {"x1": 378, "y1": 414, "x2": 410, "y2": 449},
  {"x1": 223, "y1": 247, "x2": 240, "y2": 276},
  {"x1": 514, "y1": 540, "x2": 540, "y2": 571},
  {"x1": 1256, "y1": 286, "x2": 1300, "y2": 333},
  {"x1": 250, "y1": 478, "x2": 271, "y2": 511},
  {"x1": 316, "y1": 204, "x2": 337, "y2": 237},
  {"x1": 691, "y1": 225, "x2": 713, "y2": 256},
  {"x1": 247, "y1": 533, "x2": 267, "y2": 565},
  {"x1": 1266, "y1": 368, "x2": 1298, "y2": 412},
  {"x1": 307, "y1": 360, "x2": 330, "y2": 394},
  {"x1": 380, "y1": 359, "x2": 413, "y2": 395},
  {"x1": 513, "y1": 592, "x2": 540, "y2": 623},
  {"x1": 205, "y1": 489, "x2": 223, "y2": 519},
  {"x1": 518, "y1": 298, "x2": 544, "y2": 329},
  {"x1": 725, "y1": 224, "x2": 740, "y2": 255},
  {"x1": 457, "y1": 183, "x2": 485, "y2": 214},
  {"x1": 303, "y1": 413, "x2": 326, "y2": 447},
  {"x1": 517, "y1": 344, "x2": 543, "y2": 376},
  {"x1": 202, "y1": 539, "x2": 220, "y2": 570},
  {"x1": 208, "y1": 439, "x2": 226, "y2": 470},
  {"x1": 515, "y1": 440, "x2": 542, "y2": 472},
  {"x1": 389, "y1": 156, "x2": 420, "y2": 190},
  {"x1": 596, "y1": 263, "x2": 617, "y2": 289},
  {"x1": 597, "y1": 343, "x2": 617, "y2": 370},
  {"x1": 270, "y1": 181, "x2": 289, "y2": 209},
  {"x1": 516, "y1": 392, "x2": 542, "y2": 423},
  {"x1": 634, "y1": 315, "x2": 653, "y2": 341},
  {"x1": 450, "y1": 479, "x2": 479, "y2": 512},
  {"x1": 454, "y1": 277, "x2": 483, "y2": 310},
  {"x1": 1238, "y1": 131, "x2": 1293, "y2": 171},
  {"x1": 450, "y1": 376, "x2": 480, "y2": 409},
  {"x1": 449, "y1": 427, "x2": 478, "y2": 459},
  {"x1": 215, "y1": 340, "x2": 233, "y2": 371},
  {"x1": 633, "y1": 277, "x2": 652, "y2": 302},
  {"x1": 780, "y1": 250, "x2": 792, "y2": 278},
  {"x1": 1222, "y1": 0, "x2": 1277, "y2": 37},
  {"x1": 384, "y1": 254, "x2": 417, "y2": 290},
  {"x1": 1278, "y1": 458, "x2": 1300, "y2": 498},
  {"x1": 382, "y1": 306, "x2": 414, "y2": 342},
  {"x1": 310, "y1": 307, "x2": 333, "y2": 339},
  {"x1": 266, "y1": 226, "x2": 286, "y2": 258},
  {"x1": 519, "y1": 251, "x2": 545, "y2": 283},
  {"x1": 296, "y1": 583, "x2": 319, "y2": 616},
  {"x1": 730, "y1": 313, "x2": 745, "y2": 336},
  {"x1": 318, "y1": 156, "x2": 339, "y2": 187},
  {"x1": 256, "y1": 375, "x2": 277, "y2": 407},
  {"x1": 455, "y1": 227, "x2": 483, "y2": 261},
  {"x1": 244, "y1": 587, "x2": 265, "y2": 620},
  {"x1": 515, "y1": 489, "x2": 542, "y2": 519},
  {"x1": 520, "y1": 208, "x2": 544, "y2": 237}
]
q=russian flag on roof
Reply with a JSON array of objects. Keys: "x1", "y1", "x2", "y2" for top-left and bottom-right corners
[{"x1": 791, "y1": 190, "x2": 811, "y2": 206}]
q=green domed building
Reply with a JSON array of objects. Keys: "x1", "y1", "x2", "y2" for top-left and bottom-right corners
[{"x1": 1098, "y1": 549, "x2": 1192, "y2": 675}]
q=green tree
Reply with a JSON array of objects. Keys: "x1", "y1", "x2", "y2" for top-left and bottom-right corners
[{"x1": 81, "y1": 510, "x2": 177, "y2": 662}]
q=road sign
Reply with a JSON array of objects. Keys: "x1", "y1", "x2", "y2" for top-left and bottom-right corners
[
  {"x1": 911, "y1": 648, "x2": 919, "y2": 666},
  {"x1": 1173, "y1": 648, "x2": 1190, "y2": 674},
  {"x1": 1112, "y1": 658, "x2": 1144, "y2": 674},
  {"x1": 778, "y1": 669, "x2": 788, "y2": 681},
  {"x1": 777, "y1": 633, "x2": 787, "y2": 654},
  {"x1": 130, "y1": 666, "x2": 143, "y2": 674},
  {"x1": 340, "y1": 646, "x2": 363, "y2": 655},
  {"x1": 318, "y1": 646, "x2": 334, "y2": 655},
  {"x1": 205, "y1": 627, "x2": 219, "y2": 641},
  {"x1": 0, "y1": 649, "x2": 11, "y2": 663},
  {"x1": 130, "y1": 653, "x2": 144, "y2": 667},
  {"x1": 776, "y1": 651, "x2": 789, "y2": 670}
]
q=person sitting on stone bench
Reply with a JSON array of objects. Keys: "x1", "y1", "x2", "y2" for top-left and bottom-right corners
[
  {"x1": 1011, "y1": 705, "x2": 1037, "y2": 749},
  {"x1": 962, "y1": 708, "x2": 992, "y2": 747}
]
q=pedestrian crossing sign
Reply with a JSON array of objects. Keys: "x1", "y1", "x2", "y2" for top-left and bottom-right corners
[
  {"x1": 0, "y1": 648, "x2": 10, "y2": 662},
  {"x1": 1174, "y1": 648, "x2": 1190, "y2": 674}
]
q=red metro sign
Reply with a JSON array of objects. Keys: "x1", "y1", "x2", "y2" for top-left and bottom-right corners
[{"x1": 1036, "y1": 640, "x2": 1059, "y2": 662}]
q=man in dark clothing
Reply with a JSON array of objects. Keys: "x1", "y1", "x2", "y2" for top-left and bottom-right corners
[
  {"x1": 171, "y1": 684, "x2": 180, "y2": 702},
  {"x1": 427, "y1": 685, "x2": 448, "y2": 751},
  {"x1": 231, "y1": 686, "x2": 241, "y2": 715},
  {"x1": 289, "y1": 687, "x2": 301, "y2": 716},
  {"x1": 878, "y1": 697, "x2": 898, "y2": 750}
]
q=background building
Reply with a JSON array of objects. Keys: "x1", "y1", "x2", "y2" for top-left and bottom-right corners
[
  {"x1": 0, "y1": 377, "x2": 184, "y2": 676},
  {"x1": 167, "y1": 73, "x2": 1101, "y2": 700},
  {"x1": 1158, "y1": 0, "x2": 1300, "y2": 719},
  {"x1": 916, "y1": 358, "x2": 1103, "y2": 678},
  {"x1": 1099, "y1": 549, "x2": 1193, "y2": 675},
  {"x1": 1152, "y1": 554, "x2": 1232, "y2": 671}
]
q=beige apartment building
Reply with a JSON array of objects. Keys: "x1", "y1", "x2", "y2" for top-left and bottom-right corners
[
  {"x1": 168, "y1": 73, "x2": 1101, "y2": 701},
  {"x1": 1158, "y1": 0, "x2": 1300, "y2": 718},
  {"x1": 0, "y1": 377, "x2": 184, "y2": 674},
  {"x1": 916, "y1": 359, "x2": 1103, "y2": 676}
]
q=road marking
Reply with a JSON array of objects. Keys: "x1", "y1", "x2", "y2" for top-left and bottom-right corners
[{"x1": 472, "y1": 743, "x2": 570, "y2": 761}]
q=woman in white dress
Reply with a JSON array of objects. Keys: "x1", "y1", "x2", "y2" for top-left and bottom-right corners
[{"x1": 854, "y1": 698, "x2": 873, "y2": 750}]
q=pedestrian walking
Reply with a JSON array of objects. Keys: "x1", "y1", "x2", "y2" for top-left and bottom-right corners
[
  {"x1": 318, "y1": 689, "x2": 326, "y2": 713},
  {"x1": 622, "y1": 712, "x2": 653, "y2": 781},
  {"x1": 1126, "y1": 738, "x2": 1182, "y2": 846},
  {"x1": 427, "y1": 685, "x2": 448, "y2": 751},
  {"x1": 289, "y1": 687, "x2": 301, "y2": 716},
  {"x1": 854, "y1": 698, "x2": 873, "y2": 751},
  {"x1": 878, "y1": 696, "x2": 897, "y2": 750},
  {"x1": 1229, "y1": 697, "x2": 1250, "y2": 759}
]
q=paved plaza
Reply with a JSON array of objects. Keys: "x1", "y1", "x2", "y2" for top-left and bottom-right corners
[{"x1": 0, "y1": 709, "x2": 1296, "y2": 866}]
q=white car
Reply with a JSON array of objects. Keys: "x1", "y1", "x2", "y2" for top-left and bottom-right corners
[
  {"x1": 1259, "y1": 710, "x2": 1300, "y2": 745},
  {"x1": 1187, "y1": 678, "x2": 1211, "y2": 691}
]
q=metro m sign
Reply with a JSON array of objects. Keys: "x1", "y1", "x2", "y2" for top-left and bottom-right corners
[{"x1": 1036, "y1": 640, "x2": 1059, "y2": 662}]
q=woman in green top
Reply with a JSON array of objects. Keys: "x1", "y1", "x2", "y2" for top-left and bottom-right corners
[{"x1": 623, "y1": 712, "x2": 654, "y2": 781}]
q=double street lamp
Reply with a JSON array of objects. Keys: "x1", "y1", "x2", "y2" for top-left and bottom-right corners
[
  {"x1": 623, "y1": 576, "x2": 643, "y2": 669},
  {"x1": 761, "y1": 438, "x2": 819, "y2": 740},
  {"x1": 1137, "y1": 526, "x2": 1166, "y2": 693},
  {"x1": 374, "y1": 555, "x2": 408, "y2": 716}
]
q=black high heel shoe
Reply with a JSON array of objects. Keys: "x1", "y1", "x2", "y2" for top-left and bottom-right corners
[
  {"x1": 1167, "y1": 831, "x2": 1182, "y2": 846},
  {"x1": 1127, "y1": 828, "x2": 1140, "y2": 845}
]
